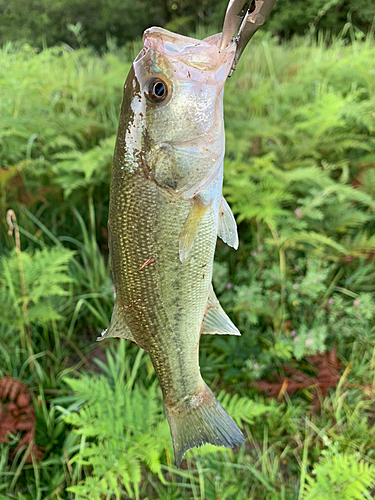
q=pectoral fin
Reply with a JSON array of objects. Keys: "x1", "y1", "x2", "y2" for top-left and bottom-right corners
[
  {"x1": 97, "y1": 304, "x2": 137, "y2": 344},
  {"x1": 201, "y1": 285, "x2": 240, "y2": 336},
  {"x1": 179, "y1": 197, "x2": 210, "y2": 261},
  {"x1": 218, "y1": 196, "x2": 239, "y2": 250}
]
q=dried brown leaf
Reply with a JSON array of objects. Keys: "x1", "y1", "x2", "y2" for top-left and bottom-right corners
[
  {"x1": 252, "y1": 347, "x2": 343, "y2": 409},
  {"x1": 0, "y1": 376, "x2": 43, "y2": 463}
]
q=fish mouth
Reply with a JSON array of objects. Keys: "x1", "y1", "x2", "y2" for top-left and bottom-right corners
[{"x1": 137, "y1": 27, "x2": 235, "y2": 73}]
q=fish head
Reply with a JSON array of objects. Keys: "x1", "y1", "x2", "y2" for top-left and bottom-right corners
[{"x1": 128, "y1": 27, "x2": 235, "y2": 197}]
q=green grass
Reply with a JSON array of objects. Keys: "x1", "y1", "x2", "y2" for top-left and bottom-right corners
[{"x1": 1, "y1": 32, "x2": 375, "y2": 499}]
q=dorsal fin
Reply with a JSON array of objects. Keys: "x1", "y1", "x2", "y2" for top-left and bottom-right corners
[
  {"x1": 201, "y1": 285, "x2": 240, "y2": 335},
  {"x1": 217, "y1": 196, "x2": 239, "y2": 250}
]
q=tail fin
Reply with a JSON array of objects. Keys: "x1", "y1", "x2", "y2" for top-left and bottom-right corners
[{"x1": 164, "y1": 382, "x2": 244, "y2": 467}]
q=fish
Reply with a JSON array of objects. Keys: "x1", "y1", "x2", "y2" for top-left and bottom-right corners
[{"x1": 98, "y1": 26, "x2": 245, "y2": 467}]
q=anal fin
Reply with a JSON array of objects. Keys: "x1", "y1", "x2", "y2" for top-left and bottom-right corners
[
  {"x1": 97, "y1": 303, "x2": 137, "y2": 344},
  {"x1": 218, "y1": 196, "x2": 239, "y2": 250},
  {"x1": 179, "y1": 197, "x2": 210, "y2": 261},
  {"x1": 201, "y1": 285, "x2": 240, "y2": 336}
]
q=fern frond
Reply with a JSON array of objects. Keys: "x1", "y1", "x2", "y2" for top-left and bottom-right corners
[
  {"x1": 0, "y1": 247, "x2": 75, "y2": 327},
  {"x1": 52, "y1": 135, "x2": 115, "y2": 197},
  {"x1": 303, "y1": 450, "x2": 375, "y2": 500},
  {"x1": 218, "y1": 391, "x2": 273, "y2": 426},
  {"x1": 63, "y1": 374, "x2": 169, "y2": 498}
]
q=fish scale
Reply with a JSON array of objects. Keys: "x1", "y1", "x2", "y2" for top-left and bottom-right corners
[{"x1": 111, "y1": 177, "x2": 217, "y2": 403}]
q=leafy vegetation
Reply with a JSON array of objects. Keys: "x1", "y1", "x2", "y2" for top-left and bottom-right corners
[
  {"x1": 1, "y1": 30, "x2": 375, "y2": 500},
  {"x1": 0, "y1": 0, "x2": 226, "y2": 50},
  {"x1": 1, "y1": 0, "x2": 375, "y2": 49},
  {"x1": 268, "y1": 0, "x2": 375, "y2": 39},
  {"x1": 0, "y1": 0, "x2": 375, "y2": 50},
  {"x1": 303, "y1": 447, "x2": 375, "y2": 500}
]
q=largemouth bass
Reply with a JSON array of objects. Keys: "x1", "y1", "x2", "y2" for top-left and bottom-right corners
[{"x1": 100, "y1": 27, "x2": 244, "y2": 466}]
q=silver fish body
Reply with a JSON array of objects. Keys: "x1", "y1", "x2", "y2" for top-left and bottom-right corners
[{"x1": 100, "y1": 27, "x2": 244, "y2": 466}]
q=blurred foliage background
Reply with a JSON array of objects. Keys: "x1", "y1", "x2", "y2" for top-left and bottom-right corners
[
  {"x1": 1, "y1": 0, "x2": 375, "y2": 49},
  {"x1": 1, "y1": 0, "x2": 375, "y2": 499}
]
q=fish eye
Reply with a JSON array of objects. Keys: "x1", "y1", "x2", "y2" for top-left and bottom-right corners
[{"x1": 145, "y1": 78, "x2": 170, "y2": 104}]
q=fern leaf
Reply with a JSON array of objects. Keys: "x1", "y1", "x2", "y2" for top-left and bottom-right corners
[
  {"x1": 303, "y1": 450, "x2": 375, "y2": 500},
  {"x1": 218, "y1": 392, "x2": 274, "y2": 427}
]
